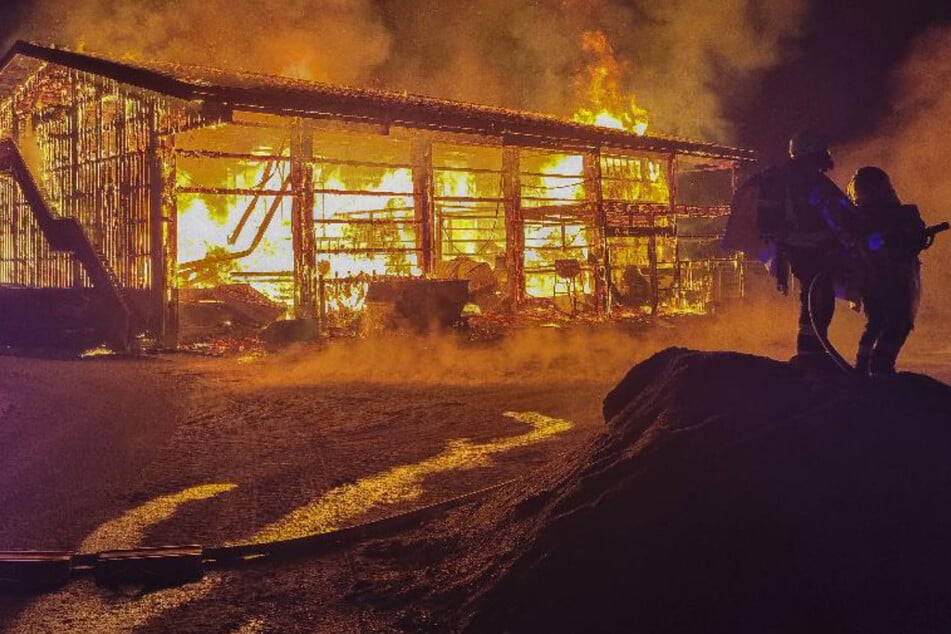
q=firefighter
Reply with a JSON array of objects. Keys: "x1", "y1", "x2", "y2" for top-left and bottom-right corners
[
  {"x1": 776, "y1": 130, "x2": 867, "y2": 366},
  {"x1": 725, "y1": 130, "x2": 870, "y2": 367},
  {"x1": 847, "y1": 167, "x2": 925, "y2": 375}
]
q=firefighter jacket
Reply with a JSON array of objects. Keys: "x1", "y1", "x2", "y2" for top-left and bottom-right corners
[
  {"x1": 726, "y1": 160, "x2": 867, "y2": 295},
  {"x1": 861, "y1": 203, "x2": 925, "y2": 325},
  {"x1": 776, "y1": 161, "x2": 866, "y2": 280}
]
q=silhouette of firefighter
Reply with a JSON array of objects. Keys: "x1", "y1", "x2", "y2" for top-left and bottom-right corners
[
  {"x1": 848, "y1": 167, "x2": 927, "y2": 375},
  {"x1": 726, "y1": 130, "x2": 867, "y2": 367}
]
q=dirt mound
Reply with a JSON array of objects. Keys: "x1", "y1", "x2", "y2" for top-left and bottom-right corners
[{"x1": 391, "y1": 348, "x2": 951, "y2": 633}]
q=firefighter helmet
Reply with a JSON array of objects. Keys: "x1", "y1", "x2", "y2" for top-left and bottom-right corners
[
  {"x1": 789, "y1": 129, "x2": 834, "y2": 170},
  {"x1": 847, "y1": 166, "x2": 900, "y2": 208}
]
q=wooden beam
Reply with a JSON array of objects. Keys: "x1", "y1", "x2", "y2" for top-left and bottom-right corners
[
  {"x1": 667, "y1": 154, "x2": 679, "y2": 310},
  {"x1": 411, "y1": 136, "x2": 435, "y2": 275},
  {"x1": 502, "y1": 145, "x2": 524, "y2": 305},
  {"x1": 584, "y1": 148, "x2": 608, "y2": 316},
  {"x1": 731, "y1": 160, "x2": 745, "y2": 299},
  {"x1": 149, "y1": 127, "x2": 178, "y2": 348},
  {"x1": 69, "y1": 71, "x2": 82, "y2": 289},
  {"x1": 291, "y1": 118, "x2": 317, "y2": 320}
]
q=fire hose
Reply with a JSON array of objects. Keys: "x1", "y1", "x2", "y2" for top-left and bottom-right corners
[
  {"x1": 807, "y1": 273, "x2": 853, "y2": 374},
  {"x1": 0, "y1": 477, "x2": 517, "y2": 593}
]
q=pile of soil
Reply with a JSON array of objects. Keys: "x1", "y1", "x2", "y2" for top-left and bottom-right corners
[{"x1": 383, "y1": 347, "x2": 951, "y2": 633}]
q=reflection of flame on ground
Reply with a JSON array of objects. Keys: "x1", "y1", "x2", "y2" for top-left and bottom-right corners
[
  {"x1": 10, "y1": 413, "x2": 571, "y2": 631},
  {"x1": 251, "y1": 411, "x2": 573, "y2": 542},
  {"x1": 13, "y1": 483, "x2": 237, "y2": 634},
  {"x1": 80, "y1": 483, "x2": 237, "y2": 553}
]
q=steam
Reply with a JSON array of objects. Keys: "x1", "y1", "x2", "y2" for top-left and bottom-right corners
[
  {"x1": 835, "y1": 23, "x2": 951, "y2": 338},
  {"x1": 235, "y1": 291, "x2": 800, "y2": 390},
  {"x1": 3, "y1": 0, "x2": 807, "y2": 141}
]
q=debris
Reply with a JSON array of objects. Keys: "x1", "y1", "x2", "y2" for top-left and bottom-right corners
[
  {"x1": 259, "y1": 319, "x2": 319, "y2": 348},
  {"x1": 367, "y1": 279, "x2": 469, "y2": 332},
  {"x1": 435, "y1": 258, "x2": 503, "y2": 312},
  {"x1": 179, "y1": 284, "x2": 285, "y2": 343}
]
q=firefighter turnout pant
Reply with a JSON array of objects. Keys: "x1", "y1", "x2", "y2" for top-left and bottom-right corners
[
  {"x1": 857, "y1": 292, "x2": 914, "y2": 375},
  {"x1": 797, "y1": 273, "x2": 835, "y2": 357}
]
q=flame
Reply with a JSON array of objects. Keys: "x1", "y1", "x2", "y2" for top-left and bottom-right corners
[
  {"x1": 523, "y1": 154, "x2": 592, "y2": 300},
  {"x1": 178, "y1": 147, "x2": 424, "y2": 316},
  {"x1": 171, "y1": 30, "x2": 662, "y2": 325},
  {"x1": 175, "y1": 126, "x2": 676, "y2": 323},
  {"x1": 571, "y1": 30, "x2": 649, "y2": 136},
  {"x1": 178, "y1": 157, "x2": 293, "y2": 302},
  {"x1": 315, "y1": 167, "x2": 419, "y2": 313}
]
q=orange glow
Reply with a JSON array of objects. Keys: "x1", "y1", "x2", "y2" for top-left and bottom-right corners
[{"x1": 571, "y1": 31, "x2": 649, "y2": 136}]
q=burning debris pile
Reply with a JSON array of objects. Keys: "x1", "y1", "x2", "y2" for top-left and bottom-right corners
[
  {"x1": 179, "y1": 283, "x2": 285, "y2": 343},
  {"x1": 375, "y1": 348, "x2": 951, "y2": 632}
]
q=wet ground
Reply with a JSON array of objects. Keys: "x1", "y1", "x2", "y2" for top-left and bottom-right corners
[
  {"x1": 0, "y1": 332, "x2": 612, "y2": 633},
  {"x1": 1, "y1": 303, "x2": 949, "y2": 632}
]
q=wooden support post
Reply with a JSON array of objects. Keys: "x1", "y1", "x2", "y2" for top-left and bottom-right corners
[
  {"x1": 69, "y1": 72, "x2": 82, "y2": 289},
  {"x1": 291, "y1": 119, "x2": 317, "y2": 320},
  {"x1": 502, "y1": 145, "x2": 524, "y2": 306},
  {"x1": 666, "y1": 154, "x2": 679, "y2": 311},
  {"x1": 93, "y1": 90, "x2": 103, "y2": 252},
  {"x1": 149, "y1": 128, "x2": 178, "y2": 348},
  {"x1": 647, "y1": 228, "x2": 659, "y2": 315},
  {"x1": 731, "y1": 161, "x2": 745, "y2": 298},
  {"x1": 411, "y1": 137, "x2": 435, "y2": 275},
  {"x1": 584, "y1": 148, "x2": 608, "y2": 316}
]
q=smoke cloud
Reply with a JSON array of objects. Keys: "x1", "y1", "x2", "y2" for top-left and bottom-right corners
[
  {"x1": 3, "y1": 0, "x2": 807, "y2": 141},
  {"x1": 835, "y1": 23, "x2": 951, "y2": 338}
]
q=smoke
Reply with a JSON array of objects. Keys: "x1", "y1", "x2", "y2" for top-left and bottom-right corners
[
  {"x1": 4, "y1": 0, "x2": 394, "y2": 84},
  {"x1": 3, "y1": 0, "x2": 807, "y2": 141},
  {"x1": 835, "y1": 23, "x2": 951, "y2": 339}
]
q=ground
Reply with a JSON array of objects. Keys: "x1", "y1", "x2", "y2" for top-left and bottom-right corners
[{"x1": 1, "y1": 295, "x2": 950, "y2": 633}]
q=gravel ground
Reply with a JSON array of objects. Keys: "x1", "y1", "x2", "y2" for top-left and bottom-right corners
[{"x1": 0, "y1": 329, "x2": 621, "y2": 633}]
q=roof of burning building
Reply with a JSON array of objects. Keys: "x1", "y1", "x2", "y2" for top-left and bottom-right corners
[{"x1": 0, "y1": 40, "x2": 754, "y2": 162}]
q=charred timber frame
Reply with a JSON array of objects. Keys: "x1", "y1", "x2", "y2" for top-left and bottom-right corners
[
  {"x1": 583, "y1": 149, "x2": 608, "y2": 316},
  {"x1": 663, "y1": 153, "x2": 677, "y2": 314},
  {"x1": 731, "y1": 161, "x2": 744, "y2": 298},
  {"x1": 0, "y1": 43, "x2": 757, "y2": 344},
  {"x1": 502, "y1": 145, "x2": 524, "y2": 305},
  {"x1": 68, "y1": 72, "x2": 81, "y2": 288},
  {"x1": 291, "y1": 119, "x2": 317, "y2": 321},
  {"x1": 412, "y1": 137, "x2": 435, "y2": 274},
  {"x1": 149, "y1": 127, "x2": 178, "y2": 348}
]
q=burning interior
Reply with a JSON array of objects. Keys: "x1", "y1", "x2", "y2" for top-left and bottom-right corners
[{"x1": 0, "y1": 41, "x2": 754, "y2": 350}]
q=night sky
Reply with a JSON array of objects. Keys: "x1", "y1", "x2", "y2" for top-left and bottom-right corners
[
  {"x1": 1, "y1": 0, "x2": 951, "y2": 164},
  {"x1": 727, "y1": 0, "x2": 951, "y2": 163}
]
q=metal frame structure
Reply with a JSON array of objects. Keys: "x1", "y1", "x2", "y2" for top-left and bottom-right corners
[{"x1": 0, "y1": 41, "x2": 754, "y2": 349}]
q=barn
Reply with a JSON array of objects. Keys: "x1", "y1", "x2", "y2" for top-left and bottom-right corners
[{"x1": 0, "y1": 41, "x2": 754, "y2": 350}]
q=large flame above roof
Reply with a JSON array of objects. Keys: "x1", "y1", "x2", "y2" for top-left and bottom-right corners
[{"x1": 571, "y1": 31, "x2": 649, "y2": 136}]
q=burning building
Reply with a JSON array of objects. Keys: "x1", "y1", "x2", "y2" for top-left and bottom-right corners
[{"x1": 0, "y1": 40, "x2": 754, "y2": 350}]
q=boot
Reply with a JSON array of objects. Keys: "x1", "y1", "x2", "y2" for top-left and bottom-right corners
[
  {"x1": 855, "y1": 345, "x2": 872, "y2": 375},
  {"x1": 870, "y1": 347, "x2": 898, "y2": 376}
]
